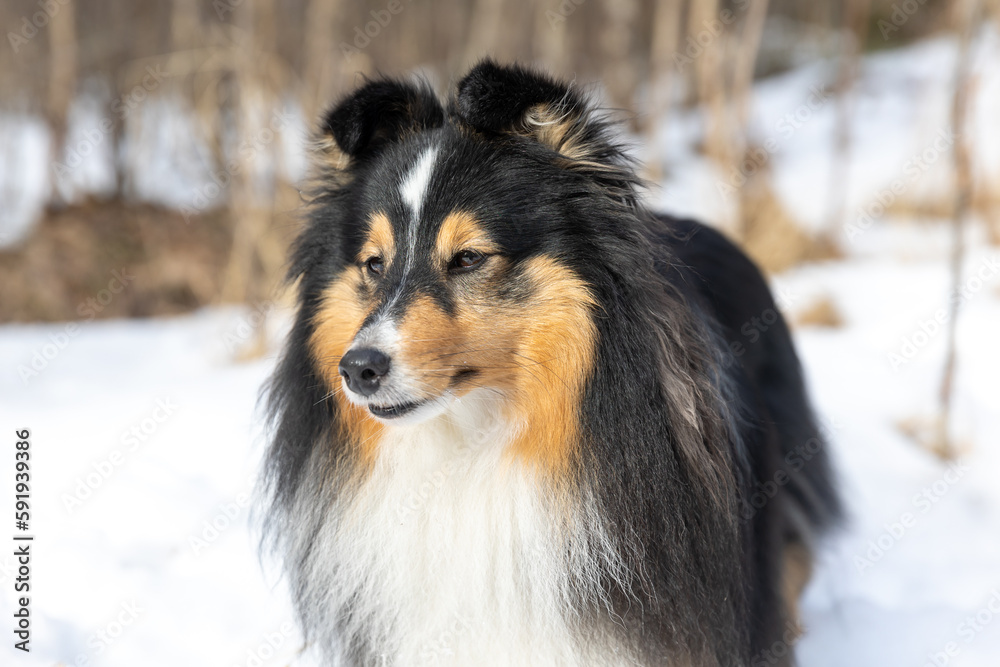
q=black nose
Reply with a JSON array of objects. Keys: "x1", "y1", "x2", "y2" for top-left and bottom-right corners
[{"x1": 339, "y1": 348, "x2": 391, "y2": 396}]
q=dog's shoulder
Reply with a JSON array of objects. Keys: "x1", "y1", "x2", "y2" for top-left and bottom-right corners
[{"x1": 648, "y1": 215, "x2": 777, "y2": 333}]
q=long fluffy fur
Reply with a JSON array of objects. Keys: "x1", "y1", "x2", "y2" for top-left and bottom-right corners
[{"x1": 259, "y1": 60, "x2": 840, "y2": 666}]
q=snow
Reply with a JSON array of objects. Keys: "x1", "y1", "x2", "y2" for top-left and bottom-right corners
[
  {"x1": 0, "y1": 91, "x2": 310, "y2": 247},
  {"x1": 0, "y1": 114, "x2": 51, "y2": 246},
  {"x1": 652, "y1": 27, "x2": 1000, "y2": 236},
  {"x1": 780, "y1": 241, "x2": 1000, "y2": 667},
  {"x1": 2, "y1": 29, "x2": 1000, "y2": 667},
  {"x1": 0, "y1": 310, "x2": 303, "y2": 666},
  {"x1": 53, "y1": 91, "x2": 119, "y2": 204}
]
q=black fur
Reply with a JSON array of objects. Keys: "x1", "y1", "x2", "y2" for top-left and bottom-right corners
[
  {"x1": 455, "y1": 59, "x2": 583, "y2": 134},
  {"x1": 261, "y1": 61, "x2": 840, "y2": 666},
  {"x1": 321, "y1": 78, "x2": 444, "y2": 157}
]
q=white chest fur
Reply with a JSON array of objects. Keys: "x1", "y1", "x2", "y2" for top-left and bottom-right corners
[{"x1": 300, "y1": 395, "x2": 634, "y2": 666}]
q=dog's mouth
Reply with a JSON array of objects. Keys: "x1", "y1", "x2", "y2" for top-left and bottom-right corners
[{"x1": 367, "y1": 401, "x2": 423, "y2": 419}]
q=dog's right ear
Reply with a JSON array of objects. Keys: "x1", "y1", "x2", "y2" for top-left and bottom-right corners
[
  {"x1": 316, "y1": 79, "x2": 444, "y2": 168},
  {"x1": 454, "y1": 60, "x2": 587, "y2": 154},
  {"x1": 455, "y1": 60, "x2": 641, "y2": 205}
]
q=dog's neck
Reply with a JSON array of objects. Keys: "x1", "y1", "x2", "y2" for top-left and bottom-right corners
[{"x1": 295, "y1": 391, "x2": 634, "y2": 665}]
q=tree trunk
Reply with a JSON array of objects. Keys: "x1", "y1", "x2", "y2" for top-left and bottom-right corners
[
  {"x1": 937, "y1": 0, "x2": 981, "y2": 458},
  {"x1": 731, "y1": 0, "x2": 770, "y2": 240},
  {"x1": 644, "y1": 0, "x2": 685, "y2": 175},
  {"x1": 599, "y1": 0, "x2": 640, "y2": 118},
  {"x1": 48, "y1": 0, "x2": 77, "y2": 203},
  {"x1": 825, "y1": 0, "x2": 872, "y2": 233}
]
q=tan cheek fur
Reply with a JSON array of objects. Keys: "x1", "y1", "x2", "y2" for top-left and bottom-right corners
[
  {"x1": 503, "y1": 257, "x2": 598, "y2": 475},
  {"x1": 396, "y1": 247, "x2": 598, "y2": 476},
  {"x1": 395, "y1": 293, "x2": 458, "y2": 397}
]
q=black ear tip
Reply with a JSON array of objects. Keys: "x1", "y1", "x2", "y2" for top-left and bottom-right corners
[
  {"x1": 319, "y1": 99, "x2": 340, "y2": 137},
  {"x1": 457, "y1": 59, "x2": 535, "y2": 98},
  {"x1": 458, "y1": 58, "x2": 504, "y2": 87},
  {"x1": 318, "y1": 79, "x2": 380, "y2": 155},
  {"x1": 455, "y1": 60, "x2": 579, "y2": 133},
  {"x1": 456, "y1": 60, "x2": 532, "y2": 131},
  {"x1": 319, "y1": 100, "x2": 347, "y2": 137},
  {"x1": 456, "y1": 60, "x2": 500, "y2": 110},
  {"x1": 319, "y1": 78, "x2": 444, "y2": 158},
  {"x1": 320, "y1": 97, "x2": 366, "y2": 156}
]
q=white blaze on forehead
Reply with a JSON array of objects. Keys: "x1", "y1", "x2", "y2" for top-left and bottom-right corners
[
  {"x1": 400, "y1": 146, "x2": 439, "y2": 221},
  {"x1": 396, "y1": 145, "x2": 439, "y2": 278}
]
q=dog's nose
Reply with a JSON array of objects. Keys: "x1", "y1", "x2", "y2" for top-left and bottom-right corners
[{"x1": 339, "y1": 348, "x2": 391, "y2": 396}]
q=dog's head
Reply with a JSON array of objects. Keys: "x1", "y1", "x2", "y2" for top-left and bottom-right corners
[{"x1": 297, "y1": 61, "x2": 640, "y2": 465}]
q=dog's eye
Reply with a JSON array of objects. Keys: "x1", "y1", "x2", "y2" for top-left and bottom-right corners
[
  {"x1": 448, "y1": 250, "x2": 485, "y2": 273},
  {"x1": 365, "y1": 256, "x2": 384, "y2": 276}
]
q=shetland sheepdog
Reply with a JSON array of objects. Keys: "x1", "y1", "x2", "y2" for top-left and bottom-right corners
[{"x1": 260, "y1": 60, "x2": 840, "y2": 666}]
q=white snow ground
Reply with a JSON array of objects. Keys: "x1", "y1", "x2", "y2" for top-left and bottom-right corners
[{"x1": 2, "y1": 30, "x2": 1000, "y2": 667}]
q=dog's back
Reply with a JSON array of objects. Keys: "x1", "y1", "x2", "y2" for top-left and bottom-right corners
[{"x1": 655, "y1": 214, "x2": 841, "y2": 657}]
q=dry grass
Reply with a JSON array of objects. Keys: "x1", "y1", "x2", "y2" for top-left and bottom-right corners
[
  {"x1": 982, "y1": 188, "x2": 1000, "y2": 245},
  {"x1": 882, "y1": 182, "x2": 1000, "y2": 245},
  {"x1": 883, "y1": 194, "x2": 957, "y2": 220},
  {"x1": 897, "y1": 415, "x2": 970, "y2": 461},
  {"x1": 739, "y1": 176, "x2": 843, "y2": 274},
  {"x1": 793, "y1": 296, "x2": 844, "y2": 328},
  {"x1": 0, "y1": 199, "x2": 290, "y2": 323}
]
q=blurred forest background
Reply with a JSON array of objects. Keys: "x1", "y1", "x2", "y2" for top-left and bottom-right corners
[{"x1": 0, "y1": 0, "x2": 995, "y2": 324}]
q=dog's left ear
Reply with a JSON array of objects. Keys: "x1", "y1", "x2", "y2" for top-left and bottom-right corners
[
  {"x1": 455, "y1": 60, "x2": 612, "y2": 167},
  {"x1": 316, "y1": 78, "x2": 445, "y2": 171}
]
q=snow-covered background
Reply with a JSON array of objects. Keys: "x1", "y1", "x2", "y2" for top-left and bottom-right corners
[{"x1": 2, "y1": 29, "x2": 1000, "y2": 667}]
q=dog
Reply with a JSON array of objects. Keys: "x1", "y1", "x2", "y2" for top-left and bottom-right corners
[{"x1": 260, "y1": 60, "x2": 840, "y2": 666}]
